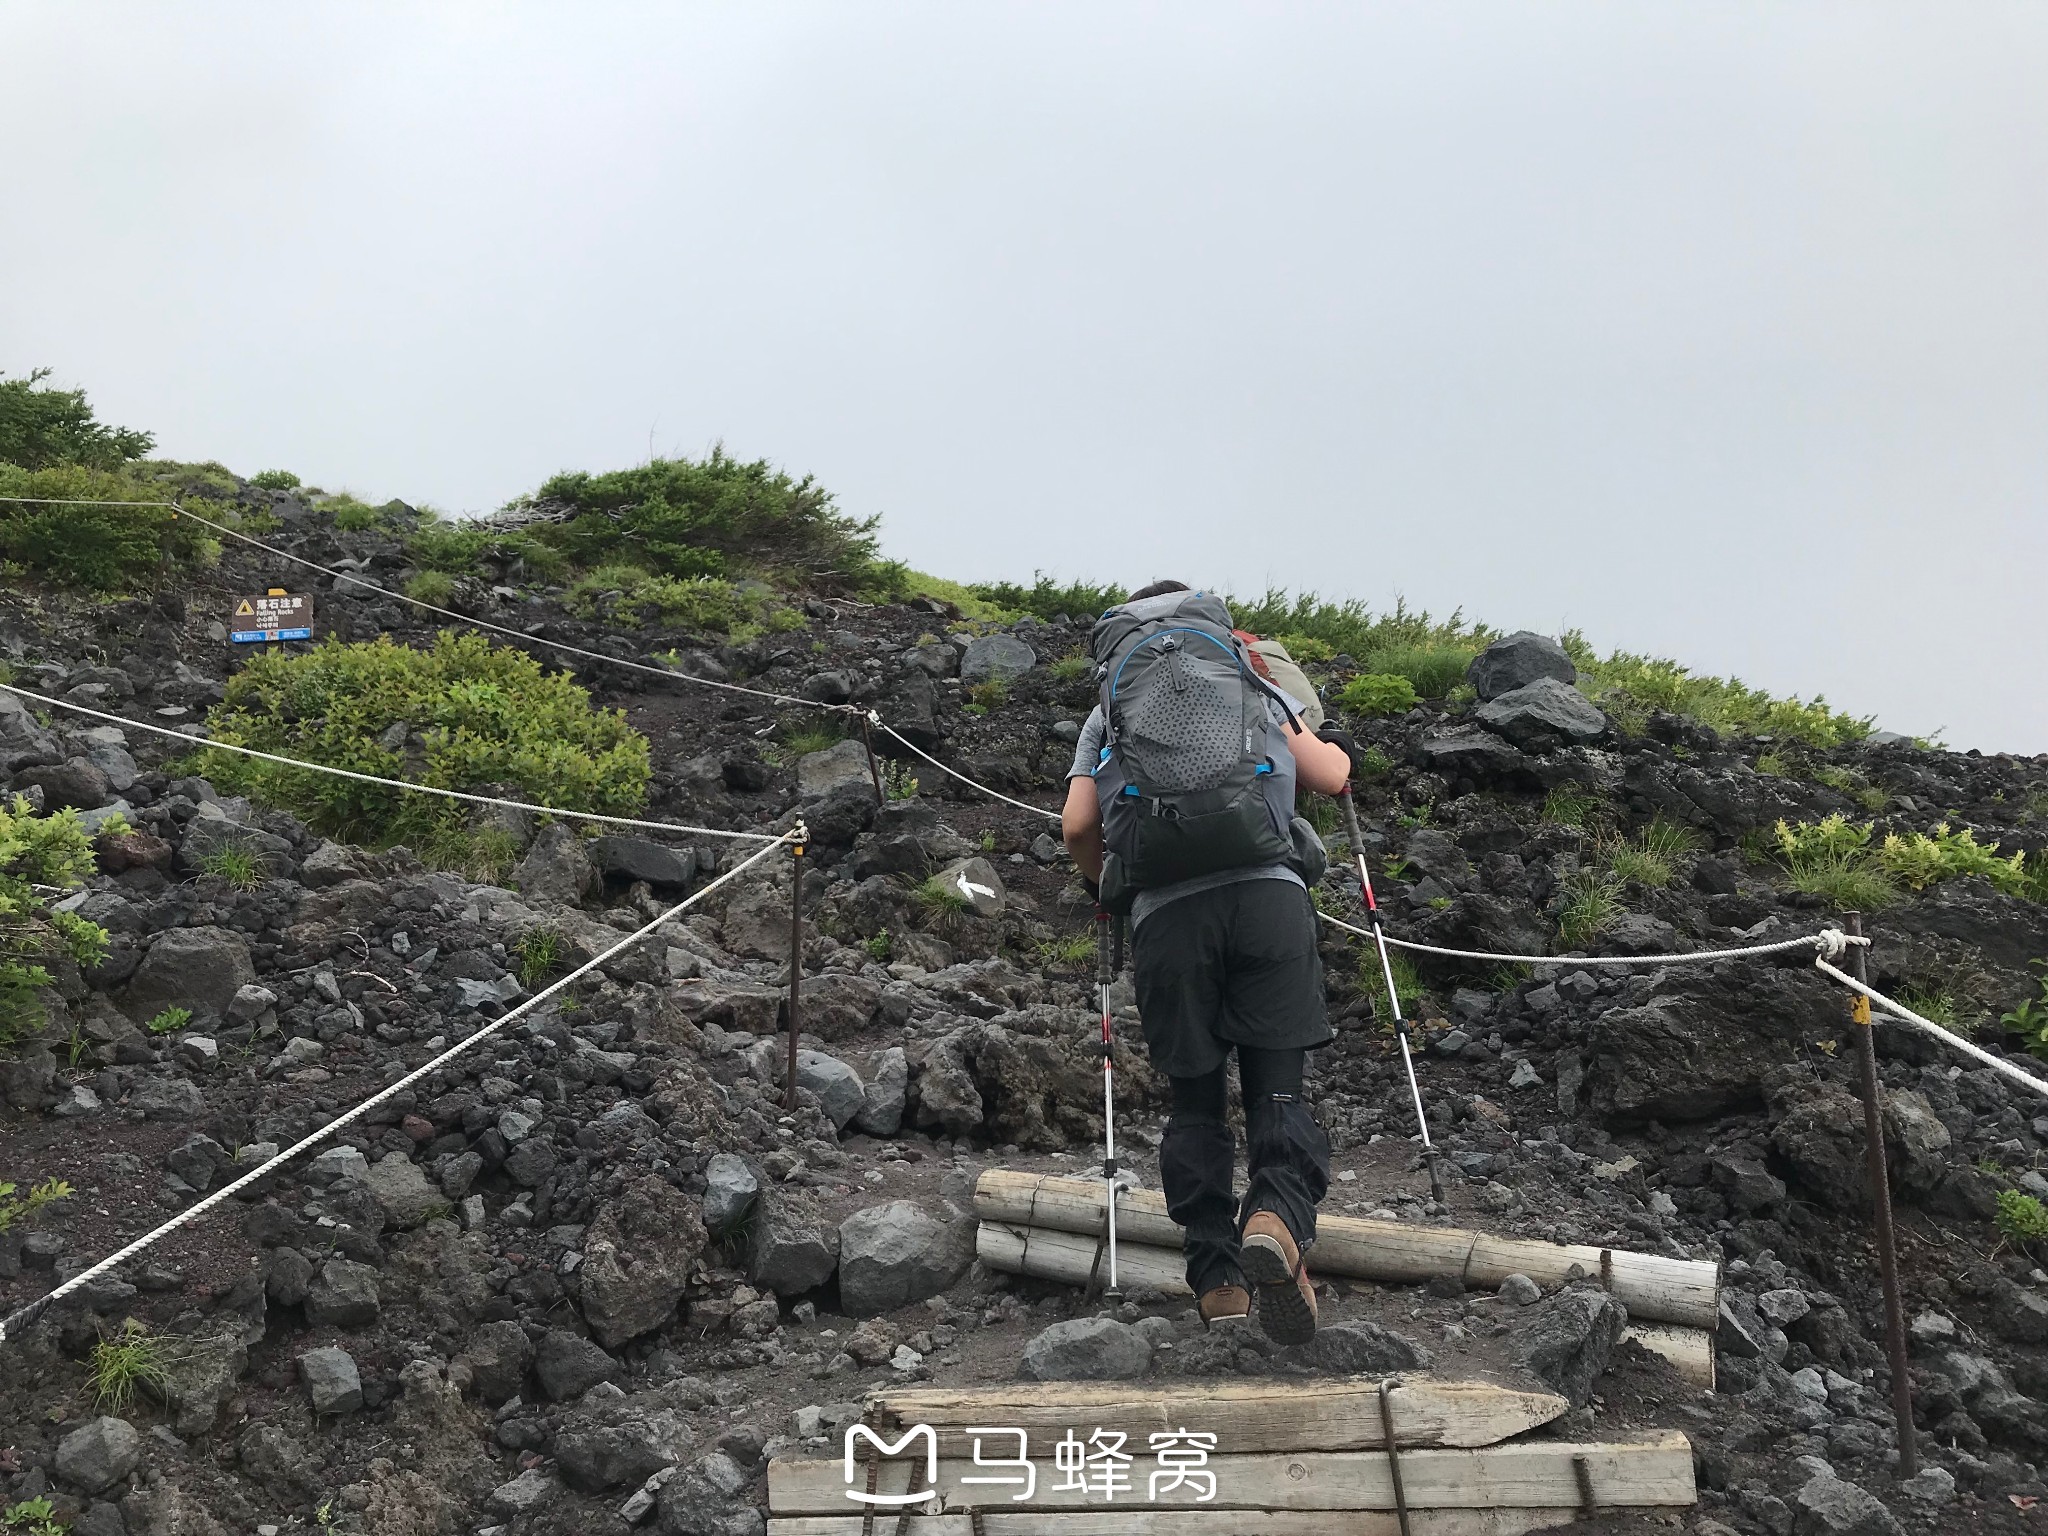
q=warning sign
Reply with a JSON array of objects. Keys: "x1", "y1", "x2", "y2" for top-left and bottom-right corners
[{"x1": 230, "y1": 591, "x2": 314, "y2": 644}]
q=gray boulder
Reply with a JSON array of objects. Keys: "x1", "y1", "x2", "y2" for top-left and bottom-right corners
[
  {"x1": 747, "y1": 1193, "x2": 840, "y2": 1295},
  {"x1": 1468, "y1": 631, "x2": 1576, "y2": 701},
  {"x1": 703, "y1": 1153, "x2": 762, "y2": 1235},
  {"x1": 901, "y1": 642, "x2": 959, "y2": 679},
  {"x1": 176, "y1": 814, "x2": 293, "y2": 880},
  {"x1": 931, "y1": 856, "x2": 1006, "y2": 917},
  {"x1": 363, "y1": 1153, "x2": 442, "y2": 1230},
  {"x1": 1417, "y1": 726, "x2": 1530, "y2": 780},
  {"x1": 456, "y1": 1319, "x2": 534, "y2": 1404},
  {"x1": 656, "y1": 1448, "x2": 755, "y2": 1536},
  {"x1": 578, "y1": 1176, "x2": 705, "y2": 1349},
  {"x1": 855, "y1": 1047, "x2": 909, "y2": 1136},
  {"x1": 159, "y1": 1326, "x2": 249, "y2": 1435},
  {"x1": 55, "y1": 1417, "x2": 142, "y2": 1495},
  {"x1": 1512, "y1": 1285, "x2": 1627, "y2": 1407},
  {"x1": 305, "y1": 1258, "x2": 381, "y2": 1328},
  {"x1": 797, "y1": 738, "x2": 875, "y2": 801},
  {"x1": 1290, "y1": 1320, "x2": 1432, "y2": 1375},
  {"x1": 1793, "y1": 1465, "x2": 1904, "y2": 1536},
  {"x1": 795, "y1": 1050, "x2": 865, "y2": 1131},
  {"x1": 123, "y1": 925, "x2": 256, "y2": 1023},
  {"x1": 960, "y1": 634, "x2": 1037, "y2": 686},
  {"x1": 593, "y1": 835, "x2": 698, "y2": 888},
  {"x1": 534, "y1": 1329, "x2": 616, "y2": 1401},
  {"x1": 1021, "y1": 1317, "x2": 1153, "y2": 1381},
  {"x1": 511, "y1": 823, "x2": 598, "y2": 905},
  {"x1": 1474, "y1": 678, "x2": 1607, "y2": 753},
  {"x1": 14, "y1": 758, "x2": 113, "y2": 811},
  {"x1": 298, "y1": 1346, "x2": 363, "y2": 1415},
  {"x1": 838, "y1": 1200, "x2": 974, "y2": 1315}
]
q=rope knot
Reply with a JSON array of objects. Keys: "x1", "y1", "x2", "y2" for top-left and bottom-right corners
[{"x1": 1812, "y1": 928, "x2": 1869, "y2": 960}]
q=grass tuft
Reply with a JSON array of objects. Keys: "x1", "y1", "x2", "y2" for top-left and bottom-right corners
[
  {"x1": 90, "y1": 1318, "x2": 170, "y2": 1415},
  {"x1": 1540, "y1": 785, "x2": 1599, "y2": 828},
  {"x1": 198, "y1": 841, "x2": 265, "y2": 889},
  {"x1": 1556, "y1": 868, "x2": 1625, "y2": 947}
]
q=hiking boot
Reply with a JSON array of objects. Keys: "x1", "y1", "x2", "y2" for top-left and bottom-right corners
[
  {"x1": 1240, "y1": 1211, "x2": 1317, "y2": 1345},
  {"x1": 1198, "y1": 1284, "x2": 1252, "y2": 1329}
]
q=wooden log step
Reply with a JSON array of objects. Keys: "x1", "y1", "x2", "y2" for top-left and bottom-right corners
[
  {"x1": 769, "y1": 1511, "x2": 1627, "y2": 1535},
  {"x1": 975, "y1": 1222, "x2": 1715, "y2": 1389},
  {"x1": 866, "y1": 1376, "x2": 1567, "y2": 1455},
  {"x1": 768, "y1": 1430, "x2": 1696, "y2": 1514},
  {"x1": 975, "y1": 1171, "x2": 1721, "y2": 1329}
]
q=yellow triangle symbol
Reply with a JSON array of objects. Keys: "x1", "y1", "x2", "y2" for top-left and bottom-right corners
[{"x1": 235, "y1": 599, "x2": 254, "y2": 616}]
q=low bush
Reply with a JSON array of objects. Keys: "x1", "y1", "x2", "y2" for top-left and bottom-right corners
[
  {"x1": 1566, "y1": 632, "x2": 1871, "y2": 748},
  {"x1": 518, "y1": 446, "x2": 896, "y2": 593},
  {"x1": 1996, "y1": 1189, "x2": 2048, "y2": 1246},
  {"x1": 966, "y1": 574, "x2": 1126, "y2": 623},
  {"x1": 1226, "y1": 591, "x2": 1487, "y2": 664},
  {"x1": 563, "y1": 565, "x2": 796, "y2": 635},
  {"x1": 1771, "y1": 814, "x2": 2041, "y2": 910},
  {"x1": 250, "y1": 468, "x2": 300, "y2": 490},
  {"x1": 1338, "y1": 673, "x2": 1419, "y2": 719},
  {"x1": 405, "y1": 570, "x2": 460, "y2": 607},
  {"x1": 1876, "y1": 824, "x2": 2028, "y2": 895},
  {"x1": 1049, "y1": 654, "x2": 1094, "y2": 684},
  {"x1": 3, "y1": 1495, "x2": 63, "y2": 1536},
  {"x1": 146, "y1": 1006, "x2": 193, "y2": 1035},
  {"x1": 0, "y1": 464, "x2": 217, "y2": 591},
  {"x1": 1358, "y1": 642, "x2": 1481, "y2": 700},
  {"x1": 197, "y1": 634, "x2": 650, "y2": 859},
  {"x1": 0, "y1": 1176, "x2": 71, "y2": 1235},
  {"x1": 1772, "y1": 816, "x2": 1897, "y2": 909},
  {"x1": 409, "y1": 515, "x2": 567, "y2": 581},
  {"x1": 1, "y1": 798, "x2": 113, "y2": 1049}
]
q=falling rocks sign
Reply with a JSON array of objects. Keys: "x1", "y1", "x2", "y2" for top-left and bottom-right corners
[{"x1": 230, "y1": 592, "x2": 314, "y2": 644}]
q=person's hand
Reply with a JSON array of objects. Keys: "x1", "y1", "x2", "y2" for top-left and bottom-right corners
[{"x1": 1316, "y1": 724, "x2": 1362, "y2": 774}]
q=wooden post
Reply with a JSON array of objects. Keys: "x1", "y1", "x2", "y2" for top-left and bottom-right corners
[
  {"x1": 1845, "y1": 912, "x2": 1916, "y2": 1476},
  {"x1": 857, "y1": 712, "x2": 885, "y2": 800},
  {"x1": 785, "y1": 837, "x2": 805, "y2": 1113}
]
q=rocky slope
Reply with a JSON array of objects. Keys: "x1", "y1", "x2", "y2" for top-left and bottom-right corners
[{"x1": 1, "y1": 490, "x2": 2046, "y2": 1536}]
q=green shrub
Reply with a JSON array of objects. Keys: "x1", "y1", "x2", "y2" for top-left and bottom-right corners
[
  {"x1": 888, "y1": 571, "x2": 1015, "y2": 622},
  {"x1": 1037, "y1": 931, "x2": 1097, "y2": 969},
  {"x1": 1360, "y1": 950, "x2": 1426, "y2": 1020},
  {"x1": 1226, "y1": 591, "x2": 1487, "y2": 664},
  {"x1": 1556, "y1": 868, "x2": 1624, "y2": 946},
  {"x1": 198, "y1": 841, "x2": 265, "y2": 889},
  {"x1": 0, "y1": 367, "x2": 153, "y2": 470},
  {"x1": 777, "y1": 722, "x2": 844, "y2": 760},
  {"x1": 1600, "y1": 818, "x2": 1703, "y2": 889},
  {"x1": 1996, "y1": 1189, "x2": 2048, "y2": 1245},
  {"x1": 1049, "y1": 654, "x2": 1094, "y2": 684},
  {"x1": 1772, "y1": 816, "x2": 1897, "y2": 910},
  {"x1": 250, "y1": 468, "x2": 300, "y2": 490},
  {"x1": 0, "y1": 464, "x2": 216, "y2": 591},
  {"x1": 197, "y1": 634, "x2": 650, "y2": 860},
  {"x1": 0, "y1": 798, "x2": 112, "y2": 1049},
  {"x1": 409, "y1": 515, "x2": 567, "y2": 581},
  {"x1": 326, "y1": 495, "x2": 389, "y2": 531},
  {"x1": 966, "y1": 574, "x2": 1126, "y2": 623},
  {"x1": 968, "y1": 679, "x2": 1009, "y2": 710},
  {"x1": 3, "y1": 1494, "x2": 64, "y2": 1536},
  {"x1": 912, "y1": 875, "x2": 971, "y2": 933},
  {"x1": 145, "y1": 1006, "x2": 192, "y2": 1035},
  {"x1": 90, "y1": 1318, "x2": 169, "y2": 1414},
  {"x1": 0, "y1": 1176, "x2": 71, "y2": 1235},
  {"x1": 1566, "y1": 632, "x2": 1871, "y2": 747},
  {"x1": 1876, "y1": 824, "x2": 2027, "y2": 895},
  {"x1": 1359, "y1": 643, "x2": 1480, "y2": 699},
  {"x1": 405, "y1": 570, "x2": 460, "y2": 607},
  {"x1": 563, "y1": 565, "x2": 777, "y2": 632},
  {"x1": 1273, "y1": 633, "x2": 1335, "y2": 664},
  {"x1": 519, "y1": 446, "x2": 894, "y2": 593},
  {"x1": 1338, "y1": 673, "x2": 1419, "y2": 719},
  {"x1": 1357, "y1": 746, "x2": 1393, "y2": 778},
  {"x1": 515, "y1": 929, "x2": 562, "y2": 991},
  {"x1": 1540, "y1": 785, "x2": 1599, "y2": 827},
  {"x1": 862, "y1": 930, "x2": 894, "y2": 963}
]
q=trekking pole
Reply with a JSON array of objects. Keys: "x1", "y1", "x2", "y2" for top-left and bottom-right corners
[
  {"x1": 1095, "y1": 905, "x2": 1123, "y2": 1298},
  {"x1": 1338, "y1": 785, "x2": 1446, "y2": 1204}
]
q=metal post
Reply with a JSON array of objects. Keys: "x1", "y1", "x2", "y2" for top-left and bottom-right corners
[
  {"x1": 1338, "y1": 787, "x2": 1445, "y2": 1203},
  {"x1": 785, "y1": 838, "x2": 806, "y2": 1113},
  {"x1": 1846, "y1": 911, "x2": 1917, "y2": 1475},
  {"x1": 1095, "y1": 907, "x2": 1122, "y2": 1298},
  {"x1": 857, "y1": 711, "x2": 885, "y2": 800}
]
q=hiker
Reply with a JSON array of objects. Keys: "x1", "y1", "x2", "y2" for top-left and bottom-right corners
[{"x1": 1062, "y1": 580, "x2": 1357, "y2": 1344}]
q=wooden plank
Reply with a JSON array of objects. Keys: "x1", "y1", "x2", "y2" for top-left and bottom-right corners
[
  {"x1": 978, "y1": 1222, "x2": 1713, "y2": 1388},
  {"x1": 976, "y1": 1171, "x2": 1720, "y2": 1329},
  {"x1": 770, "y1": 1510, "x2": 1610, "y2": 1535},
  {"x1": 769, "y1": 1431, "x2": 1696, "y2": 1514},
  {"x1": 867, "y1": 1376, "x2": 1567, "y2": 1455}
]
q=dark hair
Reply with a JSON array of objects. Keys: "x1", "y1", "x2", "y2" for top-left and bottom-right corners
[{"x1": 1127, "y1": 579, "x2": 1191, "y2": 602}]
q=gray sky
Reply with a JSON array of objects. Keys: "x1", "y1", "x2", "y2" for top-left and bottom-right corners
[{"x1": 6, "y1": 4, "x2": 2044, "y2": 751}]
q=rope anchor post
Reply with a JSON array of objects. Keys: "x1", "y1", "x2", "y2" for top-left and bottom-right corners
[
  {"x1": 1844, "y1": 912, "x2": 1917, "y2": 1477},
  {"x1": 785, "y1": 834, "x2": 807, "y2": 1114},
  {"x1": 1339, "y1": 786, "x2": 1445, "y2": 1204}
]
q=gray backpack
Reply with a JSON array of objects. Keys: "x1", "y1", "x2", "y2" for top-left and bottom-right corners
[{"x1": 1087, "y1": 591, "x2": 1322, "y2": 910}]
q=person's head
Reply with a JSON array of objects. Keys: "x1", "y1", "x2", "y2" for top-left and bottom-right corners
[{"x1": 1127, "y1": 579, "x2": 1190, "y2": 603}]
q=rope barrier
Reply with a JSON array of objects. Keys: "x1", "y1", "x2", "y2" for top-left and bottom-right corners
[
  {"x1": 1814, "y1": 956, "x2": 2048, "y2": 1100},
  {"x1": 0, "y1": 682, "x2": 780, "y2": 843},
  {"x1": 0, "y1": 829, "x2": 802, "y2": 1346},
  {"x1": 0, "y1": 496, "x2": 865, "y2": 717},
  {"x1": 867, "y1": 713, "x2": 1064, "y2": 824},
  {"x1": 1317, "y1": 912, "x2": 1867, "y2": 967}
]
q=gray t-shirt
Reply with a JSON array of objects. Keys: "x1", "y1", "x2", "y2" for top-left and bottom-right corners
[{"x1": 1067, "y1": 698, "x2": 1305, "y2": 926}]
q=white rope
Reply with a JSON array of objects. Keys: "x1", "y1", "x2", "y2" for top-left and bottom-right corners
[
  {"x1": 868, "y1": 713, "x2": 1064, "y2": 824},
  {"x1": 1814, "y1": 956, "x2": 2048, "y2": 1099},
  {"x1": 0, "y1": 829, "x2": 801, "y2": 1343},
  {"x1": 0, "y1": 496, "x2": 863, "y2": 716},
  {"x1": 1317, "y1": 910, "x2": 1867, "y2": 967},
  {"x1": 0, "y1": 681, "x2": 779, "y2": 843}
]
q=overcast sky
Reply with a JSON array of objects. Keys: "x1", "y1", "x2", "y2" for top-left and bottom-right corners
[{"x1": 5, "y1": 4, "x2": 2043, "y2": 750}]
